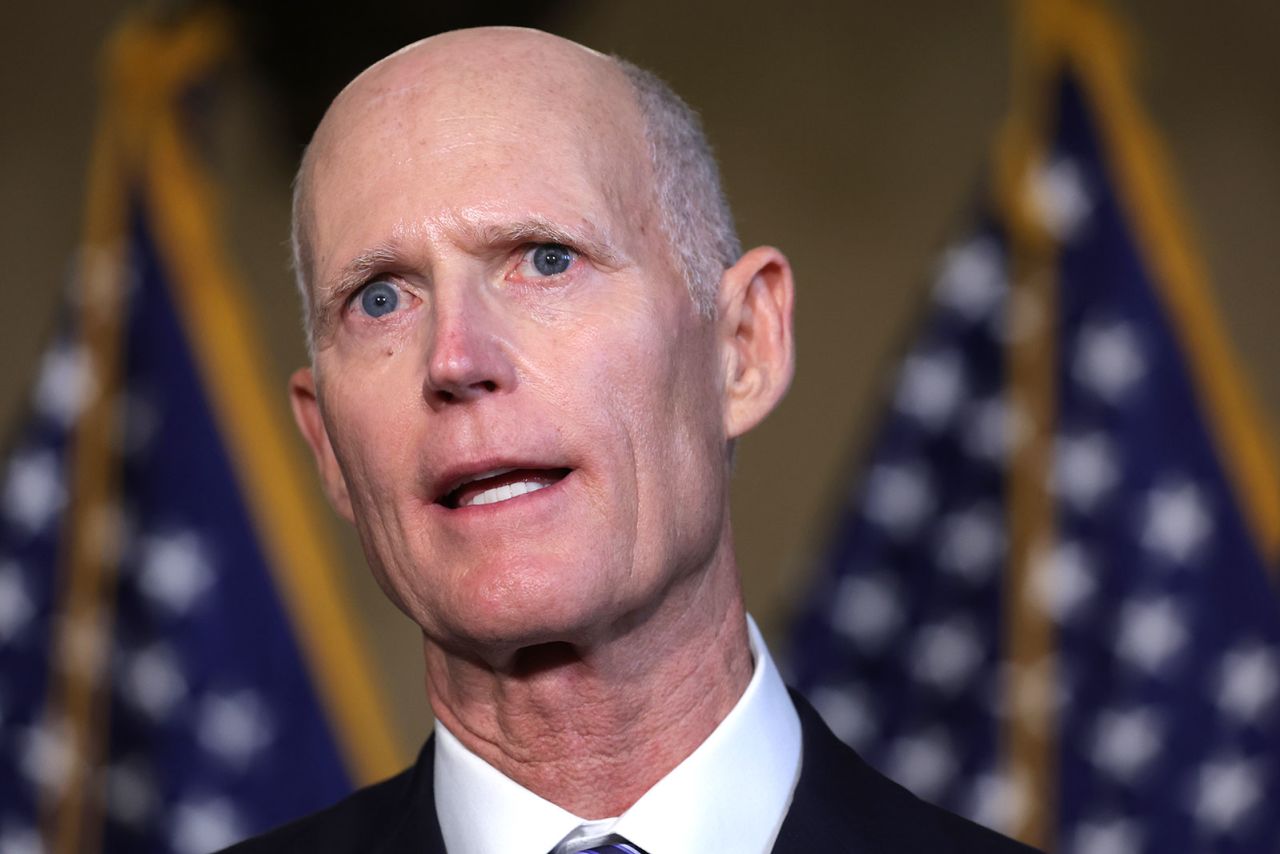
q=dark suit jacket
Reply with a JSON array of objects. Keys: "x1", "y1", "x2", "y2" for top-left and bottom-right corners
[{"x1": 223, "y1": 692, "x2": 1038, "y2": 853}]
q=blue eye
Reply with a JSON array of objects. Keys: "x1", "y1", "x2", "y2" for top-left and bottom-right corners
[
  {"x1": 359, "y1": 280, "x2": 400, "y2": 317},
  {"x1": 530, "y1": 244, "x2": 573, "y2": 276}
]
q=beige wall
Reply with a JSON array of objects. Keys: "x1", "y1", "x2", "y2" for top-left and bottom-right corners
[{"x1": 3, "y1": 1, "x2": 1277, "y2": 761}]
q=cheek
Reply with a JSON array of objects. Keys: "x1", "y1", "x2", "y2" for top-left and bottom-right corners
[
  {"x1": 591, "y1": 312, "x2": 726, "y2": 516},
  {"x1": 319, "y1": 363, "x2": 424, "y2": 518},
  {"x1": 579, "y1": 319, "x2": 679, "y2": 444},
  {"x1": 322, "y1": 391, "x2": 438, "y2": 618}
]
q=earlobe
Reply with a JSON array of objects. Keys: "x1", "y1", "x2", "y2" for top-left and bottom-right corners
[
  {"x1": 718, "y1": 246, "x2": 796, "y2": 439},
  {"x1": 289, "y1": 367, "x2": 355, "y2": 522}
]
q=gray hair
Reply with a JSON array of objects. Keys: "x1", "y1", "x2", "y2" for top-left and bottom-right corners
[
  {"x1": 290, "y1": 54, "x2": 740, "y2": 353},
  {"x1": 291, "y1": 158, "x2": 317, "y2": 354},
  {"x1": 612, "y1": 58, "x2": 741, "y2": 317}
]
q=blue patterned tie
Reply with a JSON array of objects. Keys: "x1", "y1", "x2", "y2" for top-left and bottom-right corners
[{"x1": 560, "y1": 837, "x2": 646, "y2": 854}]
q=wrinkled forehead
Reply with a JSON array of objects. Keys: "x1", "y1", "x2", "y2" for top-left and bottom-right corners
[{"x1": 301, "y1": 33, "x2": 654, "y2": 274}]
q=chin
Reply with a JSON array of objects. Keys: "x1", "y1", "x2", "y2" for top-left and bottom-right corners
[{"x1": 422, "y1": 555, "x2": 622, "y2": 652}]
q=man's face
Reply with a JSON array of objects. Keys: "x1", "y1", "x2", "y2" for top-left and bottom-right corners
[{"x1": 296, "y1": 38, "x2": 734, "y2": 652}]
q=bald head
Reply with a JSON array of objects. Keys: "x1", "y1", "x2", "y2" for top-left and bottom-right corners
[{"x1": 291, "y1": 28, "x2": 739, "y2": 352}]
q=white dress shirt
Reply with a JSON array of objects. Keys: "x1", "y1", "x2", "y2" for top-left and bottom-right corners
[{"x1": 433, "y1": 615, "x2": 803, "y2": 854}]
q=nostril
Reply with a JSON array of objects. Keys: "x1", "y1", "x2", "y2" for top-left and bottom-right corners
[{"x1": 426, "y1": 381, "x2": 498, "y2": 407}]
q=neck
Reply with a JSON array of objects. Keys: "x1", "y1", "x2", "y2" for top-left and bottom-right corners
[{"x1": 422, "y1": 551, "x2": 753, "y2": 819}]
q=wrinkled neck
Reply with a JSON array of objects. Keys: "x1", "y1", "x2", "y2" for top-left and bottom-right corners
[{"x1": 422, "y1": 547, "x2": 752, "y2": 819}]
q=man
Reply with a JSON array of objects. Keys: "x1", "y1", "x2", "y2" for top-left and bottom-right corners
[{"x1": 228, "y1": 26, "x2": 1035, "y2": 854}]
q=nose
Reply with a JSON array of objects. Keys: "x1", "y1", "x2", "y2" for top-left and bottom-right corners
[{"x1": 422, "y1": 288, "x2": 516, "y2": 408}]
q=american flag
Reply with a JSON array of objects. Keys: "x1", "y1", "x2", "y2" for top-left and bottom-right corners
[
  {"x1": 788, "y1": 4, "x2": 1280, "y2": 853},
  {"x1": 0, "y1": 12, "x2": 396, "y2": 853}
]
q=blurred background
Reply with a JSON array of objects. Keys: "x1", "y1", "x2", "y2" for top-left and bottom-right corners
[
  {"x1": 1, "y1": 0, "x2": 1278, "y2": 851},
  {"x1": 6, "y1": 0, "x2": 1276, "y2": 749}
]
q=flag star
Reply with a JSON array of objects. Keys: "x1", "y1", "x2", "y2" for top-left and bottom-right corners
[
  {"x1": 832, "y1": 572, "x2": 903, "y2": 652},
  {"x1": 885, "y1": 728, "x2": 957, "y2": 800},
  {"x1": 121, "y1": 644, "x2": 187, "y2": 721},
  {"x1": 895, "y1": 350, "x2": 966, "y2": 431},
  {"x1": 1116, "y1": 597, "x2": 1188, "y2": 676},
  {"x1": 962, "y1": 397, "x2": 1030, "y2": 465},
  {"x1": 1192, "y1": 756, "x2": 1263, "y2": 833},
  {"x1": 0, "y1": 822, "x2": 44, "y2": 854},
  {"x1": 1216, "y1": 642, "x2": 1279, "y2": 724},
  {"x1": 912, "y1": 616, "x2": 985, "y2": 695},
  {"x1": 1073, "y1": 319, "x2": 1146, "y2": 403},
  {"x1": 934, "y1": 236, "x2": 1006, "y2": 322},
  {"x1": 1029, "y1": 540, "x2": 1097, "y2": 623},
  {"x1": 809, "y1": 684, "x2": 878, "y2": 750},
  {"x1": 106, "y1": 757, "x2": 158, "y2": 827},
  {"x1": 1141, "y1": 480, "x2": 1213, "y2": 564},
  {"x1": 863, "y1": 462, "x2": 935, "y2": 539},
  {"x1": 19, "y1": 717, "x2": 76, "y2": 794},
  {"x1": 1028, "y1": 155, "x2": 1093, "y2": 240},
  {"x1": 1069, "y1": 817, "x2": 1142, "y2": 854},
  {"x1": 1053, "y1": 432, "x2": 1119, "y2": 513},
  {"x1": 169, "y1": 797, "x2": 246, "y2": 854},
  {"x1": 936, "y1": 503, "x2": 1004, "y2": 584},
  {"x1": 138, "y1": 531, "x2": 214, "y2": 615},
  {"x1": 2, "y1": 449, "x2": 66, "y2": 535},
  {"x1": 0, "y1": 561, "x2": 36, "y2": 644},
  {"x1": 1091, "y1": 706, "x2": 1163, "y2": 782},
  {"x1": 32, "y1": 343, "x2": 97, "y2": 429},
  {"x1": 197, "y1": 690, "x2": 274, "y2": 768},
  {"x1": 963, "y1": 770, "x2": 1028, "y2": 834}
]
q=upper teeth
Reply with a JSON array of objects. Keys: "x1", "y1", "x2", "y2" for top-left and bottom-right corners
[
  {"x1": 462, "y1": 480, "x2": 549, "y2": 507},
  {"x1": 458, "y1": 467, "x2": 514, "y2": 488}
]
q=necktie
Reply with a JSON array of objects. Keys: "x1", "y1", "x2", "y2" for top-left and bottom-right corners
[
  {"x1": 573, "y1": 844, "x2": 644, "y2": 854},
  {"x1": 557, "y1": 835, "x2": 647, "y2": 854}
]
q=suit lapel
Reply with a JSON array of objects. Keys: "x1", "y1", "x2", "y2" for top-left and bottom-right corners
[
  {"x1": 774, "y1": 691, "x2": 969, "y2": 853},
  {"x1": 772, "y1": 692, "x2": 867, "y2": 852},
  {"x1": 375, "y1": 737, "x2": 449, "y2": 854}
]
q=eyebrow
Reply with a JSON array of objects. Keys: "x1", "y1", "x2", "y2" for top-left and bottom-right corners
[
  {"x1": 330, "y1": 244, "x2": 403, "y2": 298},
  {"x1": 467, "y1": 215, "x2": 627, "y2": 270}
]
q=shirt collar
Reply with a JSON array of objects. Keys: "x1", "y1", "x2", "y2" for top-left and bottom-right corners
[{"x1": 433, "y1": 614, "x2": 802, "y2": 854}]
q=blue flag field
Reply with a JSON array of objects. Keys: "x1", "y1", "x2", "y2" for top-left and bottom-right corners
[
  {"x1": 790, "y1": 2, "x2": 1280, "y2": 852},
  {"x1": 0, "y1": 12, "x2": 400, "y2": 853}
]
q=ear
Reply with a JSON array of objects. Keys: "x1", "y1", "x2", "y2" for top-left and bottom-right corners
[
  {"x1": 717, "y1": 245, "x2": 796, "y2": 439},
  {"x1": 289, "y1": 367, "x2": 355, "y2": 522}
]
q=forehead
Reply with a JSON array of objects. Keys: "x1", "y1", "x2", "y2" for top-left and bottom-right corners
[{"x1": 304, "y1": 40, "x2": 653, "y2": 283}]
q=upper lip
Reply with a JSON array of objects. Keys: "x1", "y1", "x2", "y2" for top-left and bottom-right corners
[{"x1": 429, "y1": 459, "x2": 570, "y2": 505}]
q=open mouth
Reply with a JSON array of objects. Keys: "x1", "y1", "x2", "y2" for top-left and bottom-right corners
[{"x1": 437, "y1": 467, "x2": 572, "y2": 509}]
